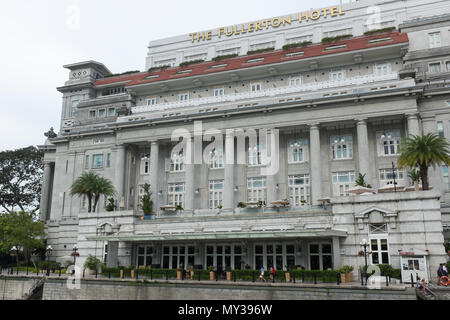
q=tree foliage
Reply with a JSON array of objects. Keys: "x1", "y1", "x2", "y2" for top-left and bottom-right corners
[
  {"x1": 0, "y1": 211, "x2": 46, "y2": 264},
  {"x1": 0, "y1": 146, "x2": 43, "y2": 213},
  {"x1": 70, "y1": 171, "x2": 116, "y2": 213},
  {"x1": 140, "y1": 183, "x2": 153, "y2": 215},
  {"x1": 355, "y1": 173, "x2": 372, "y2": 188},
  {"x1": 397, "y1": 134, "x2": 450, "y2": 190}
]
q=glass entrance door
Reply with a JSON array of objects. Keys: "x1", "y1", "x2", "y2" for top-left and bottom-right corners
[{"x1": 309, "y1": 243, "x2": 333, "y2": 270}]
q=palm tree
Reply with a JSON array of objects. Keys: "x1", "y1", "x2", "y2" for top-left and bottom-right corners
[
  {"x1": 71, "y1": 172, "x2": 116, "y2": 212},
  {"x1": 397, "y1": 133, "x2": 450, "y2": 190}
]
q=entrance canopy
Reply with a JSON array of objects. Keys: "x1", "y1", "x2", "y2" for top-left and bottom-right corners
[{"x1": 87, "y1": 229, "x2": 347, "y2": 242}]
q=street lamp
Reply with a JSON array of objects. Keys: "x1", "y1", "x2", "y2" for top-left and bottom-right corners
[
  {"x1": 45, "y1": 245, "x2": 53, "y2": 276},
  {"x1": 10, "y1": 246, "x2": 18, "y2": 274},
  {"x1": 360, "y1": 239, "x2": 369, "y2": 285},
  {"x1": 71, "y1": 245, "x2": 79, "y2": 265}
]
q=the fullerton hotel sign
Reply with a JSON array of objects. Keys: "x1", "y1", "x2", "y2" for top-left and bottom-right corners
[{"x1": 189, "y1": 5, "x2": 346, "y2": 43}]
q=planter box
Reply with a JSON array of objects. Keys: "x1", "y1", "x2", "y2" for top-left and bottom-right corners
[
  {"x1": 119, "y1": 270, "x2": 124, "y2": 278},
  {"x1": 285, "y1": 272, "x2": 291, "y2": 283},
  {"x1": 190, "y1": 271, "x2": 194, "y2": 280},
  {"x1": 340, "y1": 273, "x2": 353, "y2": 283},
  {"x1": 226, "y1": 272, "x2": 232, "y2": 281},
  {"x1": 131, "y1": 270, "x2": 135, "y2": 279},
  {"x1": 209, "y1": 271, "x2": 215, "y2": 281},
  {"x1": 177, "y1": 270, "x2": 183, "y2": 280}
]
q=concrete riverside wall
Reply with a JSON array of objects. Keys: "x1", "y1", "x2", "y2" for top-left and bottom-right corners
[
  {"x1": 41, "y1": 278, "x2": 417, "y2": 300},
  {"x1": 0, "y1": 277, "x2": 40, "y2": 300}
]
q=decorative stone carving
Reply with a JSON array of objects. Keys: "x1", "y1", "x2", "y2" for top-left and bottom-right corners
[
  {"x1": 97, "y1": 221, "x2": 121, "y2": 236},
  {"x1": 44, "y1": 127, "x2": 57, "y2": 138},
  {"x1": 355, "y1": 206, "x2": 398, "y2": 230}
]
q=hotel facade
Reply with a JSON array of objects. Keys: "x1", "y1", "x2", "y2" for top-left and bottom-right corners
[{"x1": 39, "y1": 0, "x2": 450, "y2": 282}]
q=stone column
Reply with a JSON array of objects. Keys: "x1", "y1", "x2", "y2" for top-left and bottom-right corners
[
  {"x1": 149, "y1": 141, "x2": 160, "y2": 212},
  {"x1": 422, "y1": 116, "x2": 442, "y2": 190},
  {"x1": 223, "y1": 133, "x2": 235, "y2": 211},
  {"x1": 106, "y1": 241, "x2": 119, "y2": 268},
  {"x1": 309, "y1": 124, "x2": 322, "y2": 206},
  {"x1": 185, "y1": 138, "x2": 195, "y2": 212},
  {"x1": 40, "y1": 162, "x2": 53, "y2": 221},
  {"x1": 266, "y1": 129, "x2": 280, "y2": 206},
  {"x1": 356, "y1": 119, "x2": 372, "y2": 185},
  {"x1": 407, "y1": 114, "x2": 420, "y2": 137},
  {"x1": 114, "y1": 145, "x2": 127, "y2": 210},
  {"x1": 332, "y1": 237, "x2": 341, "y2": 269}
]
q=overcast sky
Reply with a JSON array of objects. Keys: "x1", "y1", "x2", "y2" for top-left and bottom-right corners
[{"x1": 0, "y1": 0, "x2": 344, "y2": 151}]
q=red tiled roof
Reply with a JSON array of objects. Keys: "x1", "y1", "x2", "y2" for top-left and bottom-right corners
[{"x1": 94, "y1": 32, "x2": 408, "y2": 88}]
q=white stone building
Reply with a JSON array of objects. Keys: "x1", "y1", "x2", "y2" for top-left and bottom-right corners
[{"x1": 39, "y1": 0, "x2": 450, "y2": 282}]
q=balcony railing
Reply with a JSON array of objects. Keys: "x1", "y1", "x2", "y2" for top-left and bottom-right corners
[{"x1": 131, "y1": 73, "x2": 398, "y2": 114}]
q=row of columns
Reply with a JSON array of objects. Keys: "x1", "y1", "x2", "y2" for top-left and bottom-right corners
[{"x1": 116, "y1": 114, "x2": 423, "y2": 212}]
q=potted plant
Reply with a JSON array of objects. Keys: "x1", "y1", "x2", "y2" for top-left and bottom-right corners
[
  {"x1": 408, "y1": 169, "x2": 421, "y2": 191},
  {"x1": 131, "y1": 269, "x2": 135, "y2": 279},
  {"x1": 208, "y1": 266, "x2": 215, "y2": 280},
  {"x1": 175, "y1": 205, "x2": 184, "y2": 213},
  {"x1": 339, "y1": 265, "x2": 354, "y2": 283},
  {"x1": 105, "y1": 198, "x2": 116, "y2": 212},
  {"x1": 140, "y1": 183, "x2": 153, "y2": 215},
  {"x1": 188, "y1": 266, "x2": 195, "y2": 280},
  {"x1": 226, "y1": 267, "x2": 232, "y2": 281},
  {"x1": 84, "y1": 255, "x2": 101, "y2": 275},
  {"x1": 237, "y1": 202, "x2": 246, "y2": 209},
  {"x1": 285, "y1": 267, "x2": 291, "y2": 283}
]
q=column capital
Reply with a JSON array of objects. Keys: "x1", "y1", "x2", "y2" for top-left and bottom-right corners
[
  {"x1": 308, "y1": 123, "x2": 320, "y2": 130},
  {"x1": 406, "y1": 113, "x2": 419, "y2": 120},
  {"x1": 149, "y1": 140, "x2": 159, "y2": 145},
  {"x1": 355, "y1": 118, "x2": 368, "y2": 124}
]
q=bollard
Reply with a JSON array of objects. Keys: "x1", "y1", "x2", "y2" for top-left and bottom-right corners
[
  {"x1": 166, "y1": 270, "x2": 168, "y2": 281},
  {"x1": 198, "y1": 271, "x2": 201, "y2": 282},
  {"x1": 216, "y1": 271, "x2": 218, "y2": 282},
  {"x1": 293, "y1": 273, "x2": 296, "y2": 284},
  {"x1": 95, "y1": 268, "x2": 98, "y2": 278},
  {"x1": 59, "y1": 267, "x2": 62, "y2": 277},
  {"x1": 361, "y1": 273, "x2": 364, "y2": 286},
  {"x1": 16, "y1": 267, "x2": 19, "y2": 275},
  {"x1": 150, "y1": 269, "x2": 153, "y2": 280},
  {"x1": 410, "y1": 274, "x2": 414, "y2": 287},
  {"x1": 109, "y1": 271, "x2": 111, "y2": 279},
  {"x1": 26, "y1": 266, "x2": 29, "y2": 276},
  {"x1": 337, "y1": 273, "x2": 341, "y2": 285},
  {"x1": 37, "y1": 268, "x2": 39, "y2": 276},
  {"x1": 314, "y1": 274, "x2": 317, "y2": 285},
  {"x1": 385, "y1": 275, "x2": 389, "y2": 287},
  {"x1": 136, "y1": 269, "x2": 139, "y2": 280},
  {"x1": 302, "y1": 273, "x2": 305, "y2": 283},
  {"x1": 233, "y1": 271, "x2": 236, "y2": 282},
  {"x1": 252, "y1": 271, "x2": 256, "y2": 283}
]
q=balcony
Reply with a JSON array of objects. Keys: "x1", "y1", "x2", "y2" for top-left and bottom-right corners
[{"x1": 129, "y1": 73, "x2": 399, "y2": 117}]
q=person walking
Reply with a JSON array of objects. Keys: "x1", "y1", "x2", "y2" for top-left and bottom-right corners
[
  {"x1": 270, "y1": 266, "x2": 276, "y2": 282},
  {"x1": 259, "y1": 267, "x2": 266, "y2": 282}
]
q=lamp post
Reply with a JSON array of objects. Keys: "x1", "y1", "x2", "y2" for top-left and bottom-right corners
[
  {"x1": 71, "y1": 245, "x2": 79, "y2": 275},
  {"x1": 360, "y1": 239, "x2": 369, "y2": 285},
  {"x1": 10, "y1": 246, "x2": 18, "y2": 273},
  {"x1": 45, "y1": 245, "x2": 53, "y2": 276}
]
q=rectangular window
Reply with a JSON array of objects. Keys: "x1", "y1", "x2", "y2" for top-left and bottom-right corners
[
  {"x1": 289, "y1": 175, "x2": 310, "y2": 206},
  {"x1": 71, "y1": 100, "x2": 79, "y2": 117},
  {"x1": 289, "y1": 77, "x2": 302, "y2": 87},
  {"x1": 85, "y1": 155, "x2": 90, "y2": 170},
  {"x1": 379, "y1": 168, "x2": 405, "y2": 188},
  {"x1": 377, "y1": 130, "x2": 401, "y2": 156},
  {"x1": 141, "y1": 154, "x2": 150, "y2": 174},
  {"x1": 106, "y1": 153, "x2": 111, "y2": 168},
  {"x1": 374, "y1": 64, "x2": 390, "y2": 76},
  {"x1": 437, "y1": 121, "x2": 445, "y2": 138},
  {"x1": 108, "y1": 108, "x2": 116, "y2": 116},
  {"x1": 429, "y1": 62, "x2": 442, "y2": 73},
  {"x1": 98, "y1": 109, "x2": 106, "y2": 118},
  {"x1": 209, "y1": 180, "x2": 224, "y2": 209},
  {"x1": 179, "y1": 92, "x2": 189, "y2": 102},
  {"x1": 248, "y1": 144, "x2": 262, "y2": 166},
  {"x1": 209, "y1": 149, "x2": 224, "y2": 169},
  {"x1": 89, "y1": 110, "x2": 96, "y2": 119},
  {"x1": 446, "y1": 61, "x2": 450, "y2": 72},
  {"x1": 147, "y1": 97, "x2": 157, "y2": 106},
  {"x1": 370, "y1": 238, "x2": 389, "y2": 265},
  {"x1": 331, "y1": 135, "x2": 353, "y2": 160},
  {"x1": 170, "y1": 151, "x2": 184, "y2": 172},
  {"x1": 285, "y1": 34, "x2": 312, "y2": 45},
  {"x1": 288, "y1": 139, "x2": 308, "y2": 163},
  {"x1": 249, "y1": 41, "x2": 275, "y2": 51},
  {"x1": 168, "y1": 183, "x2": 185, "y2": 207},
  {"x1": 250, "y1": 83, "x2": 262, "y2": 92},
  {"x1": 330, "y1": 70, "x2": 346, "y2": 81},
  {"x1": 429, "y1": 32, "x2": 441, "y2": 48},
  {"x1": 92, "y1": 154, "x2": 104, "y2": 169},
  {"x1": 247, "y1": 177, "x2": 267, "y2": 203},
  {"x1": 332, "y1": 171, "x2": 355, "y2": 196},
  {"x1": 443, "y1": 166, "x2": 450, "y2": 191},
  {"x1": 213, "y1": 87, "x2": 225, "y2": 97}
]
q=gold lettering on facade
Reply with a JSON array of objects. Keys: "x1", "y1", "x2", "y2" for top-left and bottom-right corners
[{"x1": 191, "y1": 6, "x2": 346, "y2": 42}]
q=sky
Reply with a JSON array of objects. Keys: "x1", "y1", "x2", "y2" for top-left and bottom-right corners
[{"x1": 0, "y1": 0, "x2": 346, "y2": 151}]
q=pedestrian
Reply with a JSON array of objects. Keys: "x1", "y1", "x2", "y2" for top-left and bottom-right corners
[
  {"x1": 270, "y1": 266, "x2": 276, "y2": 281},
  {"x1": 416, "y1": 276, "x2": 423, "y2": 289},
  {"x1": 259, "y1": 267, "x2": 266, "y2": 282},
  {"x1": 443, "y1": 263, "x2": 448, "y2": 277},
  {"x1": 437, "y1": 264, "x2": 443, "y2": 284}
]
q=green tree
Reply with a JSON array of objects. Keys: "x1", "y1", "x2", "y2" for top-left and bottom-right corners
[
  {"x1": 0, "y1": 211, "x2": 46, "y2": 266},
  {"x1": 0, "y1": 146, "x2": 43, "y2": 214},
  {"x1": 70, "y1": 172, "x2": 116, "y2": 213},
  {"x1": 139, "y1": 183, "x2": 153, "y2": 215},
  {"x1": 397, "y1": 133, "x2": 450, "y2": 190},
  {"x1": 355, "y1": 173, "x2": 372, "y2": 188}
]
